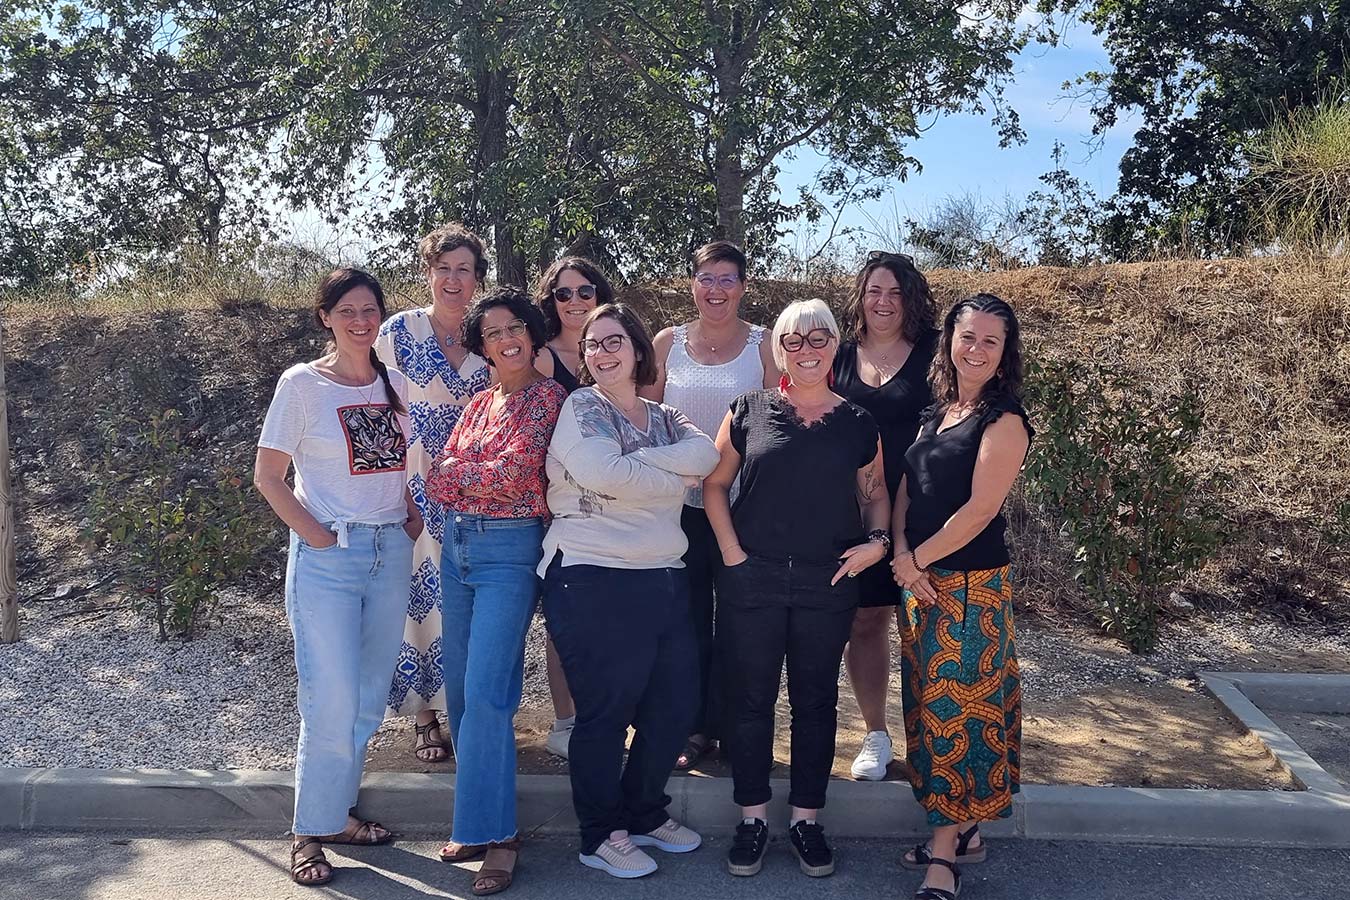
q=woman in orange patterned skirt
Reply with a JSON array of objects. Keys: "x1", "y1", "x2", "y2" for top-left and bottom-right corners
[{"x1": 890, "y1": 294, "x2": 1032, "y2": 900}]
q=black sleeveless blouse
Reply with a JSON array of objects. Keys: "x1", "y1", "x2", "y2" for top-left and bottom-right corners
[
  {"x1": 902, "y1": 396, "x2": 1033, "y2": 571},
  {"x1": 547, "y1": 346, "x2": 582, "y2": 394}
]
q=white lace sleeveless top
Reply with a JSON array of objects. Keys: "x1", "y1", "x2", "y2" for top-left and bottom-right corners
[{"x1": 664, "y1": 322, "x2": 767, "y2": 507}]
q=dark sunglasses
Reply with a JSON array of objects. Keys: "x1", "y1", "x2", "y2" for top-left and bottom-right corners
[
  {"x1": 552, "y1": 284, "x2": 598, "y2": 303},
  {"x1": 778, "y1": 329, "x2": 836, "y2": 352},
  {"x1": 867, "y1": 249, "x2": 914, "y2": 265}
]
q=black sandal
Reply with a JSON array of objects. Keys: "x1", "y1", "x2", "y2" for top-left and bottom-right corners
[
  {"x1": 902, "y1": 824, "x2": 984, "y2": 869},
  {"x1": 914, "y1": 857, "x2": 961, "y2": 900},
  {"x1": 413, "y1": 719, "x2": 451, "y2": 763},
  {"x1": 289, "y1": 836, "x2": 333, "y2": 887},
  {"x1": 674, "y1": 736, "x2": 711, "y2": 771}
]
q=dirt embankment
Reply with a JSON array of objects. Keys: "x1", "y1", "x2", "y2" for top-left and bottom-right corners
[{"x1": 4, "y1": 256, "x2": 1349, "y2": 628}]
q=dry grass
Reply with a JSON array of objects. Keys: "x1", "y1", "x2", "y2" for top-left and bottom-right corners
[{"x1": 5, "y1": 256, "x2": 1348, "y2": 630}]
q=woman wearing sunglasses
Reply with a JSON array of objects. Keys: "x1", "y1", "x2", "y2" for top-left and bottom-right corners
[
  {"x1": 540, "y1": 303, "x2": 720, "y2": 878},
  {"x1": 643, "y1": 240, "x2": 777, "y2": 773},
  {"x1": 427, "y1": 287, "x2": 568, "y2": 896},
  {"x1": 704, "y1": 299, "x2": 890, "y2": 879},
  {"x1": 530, "y1": 256, "x2": 617, "y2": 760},
  {"x1": 831, "y1": 251, "x2": 939, "y2": 783}
]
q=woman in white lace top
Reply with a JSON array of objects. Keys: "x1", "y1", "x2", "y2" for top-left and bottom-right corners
[{"x1": 641, "y1": 240, "x2": 777, "y2": 771}]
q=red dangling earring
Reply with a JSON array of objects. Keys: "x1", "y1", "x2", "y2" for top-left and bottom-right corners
[
  {"x1": 779, "y1": 373, "x2": 791, "y2": 392},
  {"x1": 827, "y1": 369, "x2": 835, "y2": 389}
]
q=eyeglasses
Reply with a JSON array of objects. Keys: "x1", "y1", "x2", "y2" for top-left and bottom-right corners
[
  {"x1": 866, "y1": 250, "x2": 914, "y2": 265},
  {"x1": 778, "y1": 329, "x2": 835, "y2": 352},
  {"x1": 581, "y1": 334, "x2": 628, "y2": 356},
  {"x1": 483, "y1": 319, "x2": 528, "y2": 344},
  {"x1": 694, "y1": 272, "x2": 741, "y2": 290},
  {"x1": 552, "y1": 284, "x2": 597, "y2": 303}
]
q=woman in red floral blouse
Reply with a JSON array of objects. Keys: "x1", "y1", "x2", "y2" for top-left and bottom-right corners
[{"x1": 426, "y1": 286, "x2": 566, "y2": 896}]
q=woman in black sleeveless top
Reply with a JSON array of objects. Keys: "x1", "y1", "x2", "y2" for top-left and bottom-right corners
[
  {"x1": 891, "y1": 294, "x2": 1032, "y2": 900},
  {"x1": 831, "y1": 251, "x2": 938, "y2": 783},
  {"x1": 532, "y1": 256, "x2": 616, "y2": 759},
  {"x1": 704, "y1": 300, "x2": 891, "y2": 878}
]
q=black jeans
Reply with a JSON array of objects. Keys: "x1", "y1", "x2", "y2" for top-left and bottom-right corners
[
  {"x1": 718, "y1": 553, "x2": 858, "y2": 810},
  {"x1": 681, "y1": 505, "x2": 724, "y2": 739},
  {"x1": 541, "y1": 557, "x2": 700, "y2": 854}
]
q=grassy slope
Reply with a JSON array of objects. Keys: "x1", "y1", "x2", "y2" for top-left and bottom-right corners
[{"x1": 5, "y1": 257, "x2": 1348, "y2": 631}]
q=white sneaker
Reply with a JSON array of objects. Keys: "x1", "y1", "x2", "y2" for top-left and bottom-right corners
[
  {"x1": 850, "y1": 730, "x2": 893, "y2": 781},
  {"x1": 579, "y1": 831, "x2": 658, "y2": 878},
  {"x1": 630, "y1": 818, "x2": 702, "y2": 853},
  {"x1": 546, "y1": 719, "x2": 573, "y2": 760}
]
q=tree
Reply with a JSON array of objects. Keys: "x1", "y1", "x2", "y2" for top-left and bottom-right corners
[
  {"x1": 572, "y1": 0, "x2": 1030, "y2": 255},
  {"x1": 1044, "y1": 0, "x2": 1350, "y2": 257}
]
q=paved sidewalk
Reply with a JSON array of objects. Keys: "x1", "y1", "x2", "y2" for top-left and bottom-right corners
[{"x1": 2, "y1": 833, "x2": 1348, "y2": 900}]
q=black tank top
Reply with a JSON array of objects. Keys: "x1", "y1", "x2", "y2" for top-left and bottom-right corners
[
  {"x1": 548, "y1": 346, "x2": 581, "y2": 394},
  {"x1": 902, "y1": 396, "x2": 1033, "y2": 571},
  {"x1": 832, "y1": 331, "x2": 936, "y2": 499}
]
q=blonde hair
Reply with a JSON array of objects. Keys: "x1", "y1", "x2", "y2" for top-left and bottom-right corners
[{"x1": 770, "y1": 298, "x2": 839, "y2": 373}]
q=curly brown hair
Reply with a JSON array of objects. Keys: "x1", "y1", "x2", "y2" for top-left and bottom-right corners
[
  {"x1": 418, "y1": 223, "x2": 489, "y2": 281},
  {"x1": 845, "y1": 251, "x2": 937, "y2": 343},
  {"x1": 533, "y1": 256, "x2": 616, "y2": 340},
  {"x1": 929, "y1": 293, "x2": 1025, "y2": 419}
]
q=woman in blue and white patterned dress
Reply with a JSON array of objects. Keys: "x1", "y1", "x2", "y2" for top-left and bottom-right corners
[{"x1": 375, "y1": 224, "x2": 492, "y2": 762}]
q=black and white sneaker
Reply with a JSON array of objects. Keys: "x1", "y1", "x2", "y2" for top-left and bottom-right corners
[
  {"x1": 726, "y1": 819, "x2": 769, "y2": 876},
  {"x1": 788, "y1": 820, "x2": 834, "y2": 876}
]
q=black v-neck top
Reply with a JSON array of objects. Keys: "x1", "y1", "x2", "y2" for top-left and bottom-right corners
[
  {"x1": 729, "y1": 389, "x2": 879, "y2": 564},
  {"x1": 902, "y1": 396, "x2": 1033, "y2": 571},
  {"x1": 832, "y1": 331, "x2": 937, "y2": 498}
]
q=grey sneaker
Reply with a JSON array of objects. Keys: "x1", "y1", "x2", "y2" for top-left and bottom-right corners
[
  {"x1": 545, "y1": 720, "x2": 573, "y2": 760},
  {"x1": 630, "y1": 818, "x2": 702, "y2": 853},
  {"x1": 579, "y1": 831, "x2": 658, "y2": 879}
]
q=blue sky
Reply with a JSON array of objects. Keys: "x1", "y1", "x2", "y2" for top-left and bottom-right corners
[{"x1": 775, "y1": 15, "x2": 1140, "y2": 258}]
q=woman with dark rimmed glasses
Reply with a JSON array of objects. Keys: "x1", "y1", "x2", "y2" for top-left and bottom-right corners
[
  {"x1": 530, "y1": 256, "x2": 618, "y2": 761},
  {"x1": 703, "y1": 299, "x2": 891, "y2": 879},
  {"x1": 831, "y1": 250, "x2": 939, "y2": 784},
  {"x1": 642, "y1": 240, "x2": 778, "y2": 773}
]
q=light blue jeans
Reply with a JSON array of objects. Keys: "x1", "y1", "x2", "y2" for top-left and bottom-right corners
[
  {"x1": 285, "y1": 523, "x2": 414, "y2": 836},
  {"x1": 441, "y1": 513, "x2": 544, "y2": 845}
]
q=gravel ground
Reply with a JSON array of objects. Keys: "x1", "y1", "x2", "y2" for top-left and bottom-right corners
[{"x1": 2, "y1": 589, "x2": 1348, "y2": 769}]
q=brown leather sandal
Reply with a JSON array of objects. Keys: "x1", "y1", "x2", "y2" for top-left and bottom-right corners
[
  {"x1": 440, "y1": 840, "x2": 488, "y2": 863},
  {"x1": 413, "y1": 719, "x2": 451, "y2": 763},
  {"x1": 289, "y1": 836, "x2": 333, "y2": 886},
  {"x1": 325, "y1": 816, "x2": 394, "y2": 845},
  {"x1": 472, "y1": 836, "x2": 523, "y2": 896}
]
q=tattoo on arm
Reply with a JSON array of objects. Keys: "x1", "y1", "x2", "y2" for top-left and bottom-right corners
[{"x1": 860, "y1": 462, "x2": 879, "y2": 501}]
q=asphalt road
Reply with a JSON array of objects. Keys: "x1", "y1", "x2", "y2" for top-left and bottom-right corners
[{"x1": 2, "y1": 833, "x2": 1348, "y2": 900}]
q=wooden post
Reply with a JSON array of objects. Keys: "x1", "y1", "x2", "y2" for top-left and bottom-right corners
[{"x1": 0, "y1": 313, "x2": 16, "y2": 644}]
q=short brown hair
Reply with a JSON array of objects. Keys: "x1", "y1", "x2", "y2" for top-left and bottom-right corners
[
  {"x1": 691, "y1": 240, "x2": 747, "y2": 281},
  {"x1": 419, "y1": 223, "x2": 489, "y2": 282},
  {"x1": 578, "y1": 303, "x2": 659, "y2": 387}
]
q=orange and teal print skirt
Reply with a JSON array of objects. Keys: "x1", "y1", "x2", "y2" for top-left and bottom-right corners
[{"x1": 901, "y1": 564, "x2": 1021, "y2": 827}]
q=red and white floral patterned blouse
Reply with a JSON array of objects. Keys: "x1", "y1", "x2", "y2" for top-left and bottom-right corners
[{"x1": 427, "y1": 376, "x2": 567, "y2": 518}]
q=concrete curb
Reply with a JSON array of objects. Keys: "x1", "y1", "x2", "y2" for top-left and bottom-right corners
[{"x1": 2, "y1": 672, "x2": 1346, "y2": 847}]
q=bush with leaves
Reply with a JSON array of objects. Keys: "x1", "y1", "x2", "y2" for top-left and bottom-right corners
[
  {"x1": 1022, "y1": 359, "x2": 1224, "y2": 652},
  {"x1": 85, "y1": 409, "x2": 277, "y2": 641}
]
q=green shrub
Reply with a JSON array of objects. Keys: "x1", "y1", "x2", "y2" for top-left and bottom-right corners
[
  {"x1": 84, "y1": 409, "x2": 277, "y2": 640},
  {"x1": 1022, "y1": 359, "x2": 1225, "y2": 652}
]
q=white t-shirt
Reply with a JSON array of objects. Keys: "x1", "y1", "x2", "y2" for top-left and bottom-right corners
[{"x1": 258, "y1": 363, "x2": 411, "y2": 535}]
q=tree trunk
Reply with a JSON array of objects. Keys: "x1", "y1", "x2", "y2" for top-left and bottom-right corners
[
  {"x1": 0, "y1": 315, "x2": 18, "y2": 644},
  {"x1": 470, "y1": 50, "x2": 526, "y2": 286},
  {"x1": 713, "y1": 149, "x2": 747, "y2": 247}
]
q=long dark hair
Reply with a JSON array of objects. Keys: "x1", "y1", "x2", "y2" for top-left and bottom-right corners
[
  {"x1": 313, "y1": 267, "x2": 404, "y2": 414},
  {"x1": 929, "y1": 293, "x2": 1024, "y2": 419},
  {"x1": 534, "y1": 256, "x2": 616, "y2": 340},
  {"x1": 846, "y1": 251, "x2": 937, "y2": 343}
]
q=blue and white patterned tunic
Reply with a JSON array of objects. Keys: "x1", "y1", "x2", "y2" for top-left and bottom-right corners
[{"x1": 376, "y1": 308, "x2": 491, "y2": 715}]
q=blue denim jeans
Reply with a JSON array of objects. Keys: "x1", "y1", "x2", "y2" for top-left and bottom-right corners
[
  {"x1": 441, "y1": 513, "x2": 544, "y2": 844},
  {"x1": 285, "y1": 522, "x2": 414, "y2": 836}
]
